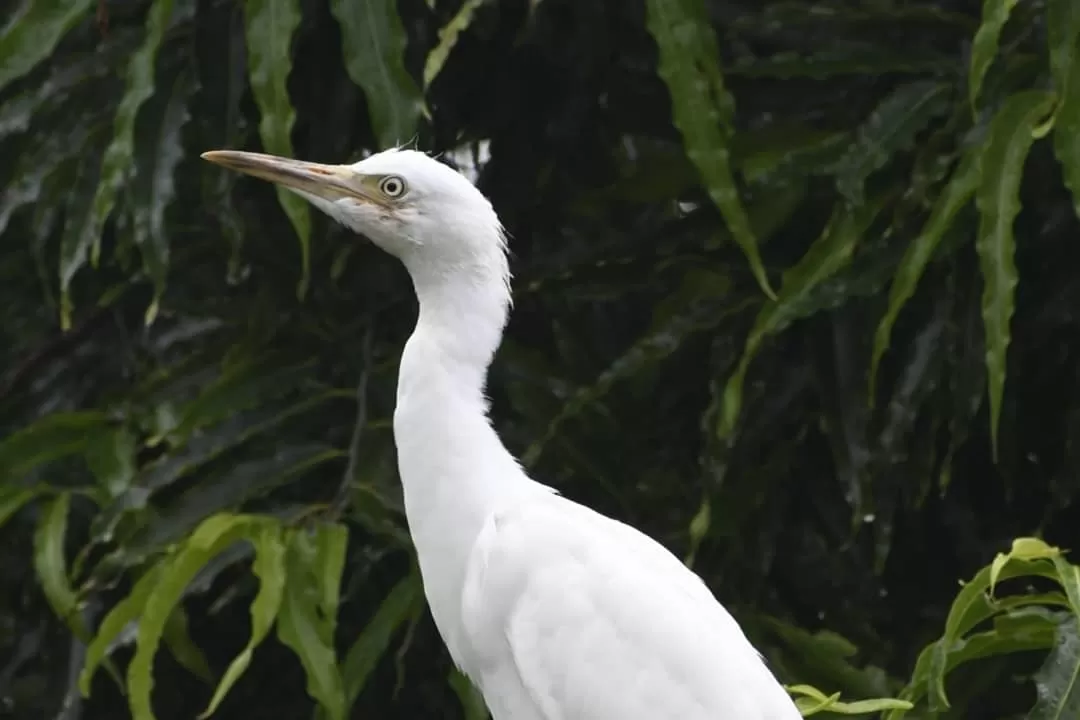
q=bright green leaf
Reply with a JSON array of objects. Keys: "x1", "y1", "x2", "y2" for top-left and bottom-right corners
[
  {"x1": 128, "y1": 513, "x2": 265, "y2": 720},
  {"x1": 424, "y1": 0, "x2": 486, "y2": 88},
  {"x1": 201, "y1": 524, "x2": 286, "y2": 717},
  {"x1": 33, "y1": 492, "x2": 85, "y2": 636},
  {"x1": 276, "y1": 528, "x2": 347, "y2": 720},
  {"x1": 242, "y1": 0, "x2": 312, "y2": 298},
  {"x1": 645, "y1": 0, "x2": 775, "y2": 298},
  {"x1": 975, "y1": 90, "x2": 1056, "y2": 461},
  {"x1": 163, "y1": 604, "x2": 213, "y2": 682}
]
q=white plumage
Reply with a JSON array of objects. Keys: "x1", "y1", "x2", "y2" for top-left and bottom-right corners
[{"x1": 202, "y1": 147, "x2": 802, "y2": 719}]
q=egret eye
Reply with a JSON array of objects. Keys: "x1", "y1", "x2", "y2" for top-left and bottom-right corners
[{"x1": 379, "y1": 175, "x2": 407, "y2": 199}]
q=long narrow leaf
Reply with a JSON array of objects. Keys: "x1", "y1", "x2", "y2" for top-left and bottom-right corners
[
  {"x1": 1051, "y1": 0, "x2": 1080, "y2": 220},
  {"x1": 869, "y1": 146, "x2": 981, "y2": 400},
  {"x1": 645, "y1": 0, "x2": 774, "y2": 298},
  {"x1": 720, "y1": 200, "x2": 883, "y2": 438},
  {"x1": 968, "y1": 0, "x2": 1020, "y2": 110},
  {"x1": 243, "y1": 0, "x2": 311, "y2": 298},
  {"x1": 975, "y1": 90, "x2": 1055, "y2": 460},
  {"x1": 329, "y1": 0, "x2": 425, "y2": 149},
  {"x1": 62, "y1": 0, "x2": 177, "y2": 328},
  {"x1": 423, "y1": 0, "x2": 486, "y2": 88},
  {"x1": 33, "y1": 493, "x2": 85, "y2": 636},
  {"x1": 0, "y1": 0, "x2": 95, "y2": 94}
]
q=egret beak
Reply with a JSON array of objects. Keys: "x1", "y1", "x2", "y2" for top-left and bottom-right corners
[{"x1": 200, "y1": 150, "x2": 388, "y2": 208}]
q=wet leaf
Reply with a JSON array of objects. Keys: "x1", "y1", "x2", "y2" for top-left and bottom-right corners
[
  {"x1": 975, "y1": 90, "x2": 1055, "y2": 460},
  {"x1": 869, "y1": 146, "x2": 981, "y2": 400},
  {"x1": 70, "y1": 0, "x2": 178, "y2": 319},
  {"x1": 340, "y1": 569, "x2": 422, "y2": 712},
  {"x1": 968, "y1": 0, "x2": 1020, "y2": 110},
  {"x1": 645, "y1": 0, "x2": 775, "y2": 298},
  {"x1": 720, "y1": 200, "x2": 884, "y2": 438},
  {"x1": 243, "y1": 0, "x2": 311, "y2": 298},
  {"x1": 329, "y1": 0, "x2": 425, "y2": 149},
  {"x1": 833, "y1": 80, "x2": 951, "y2": 206},
  {"x1": 0, "y1": 0, "x2": 95, "y2": 95},
  {"x1": 201, "y1": 524, "x2": 286, "y2": 717},
  {"x1": 132, "y1": 68, "x2": 196, "y2": 325},
  {"x1": 1029, "y1": 616, "x2": 1080, "y2": 720}
]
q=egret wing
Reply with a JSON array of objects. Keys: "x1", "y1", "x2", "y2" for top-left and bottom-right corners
[{"x1": 460, "y1": 495, "x2": 801, "y2": 720}]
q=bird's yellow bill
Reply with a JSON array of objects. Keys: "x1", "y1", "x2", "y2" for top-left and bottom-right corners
[{"x1": 201, "y1": 150, "x2": 386, "y2": 207}]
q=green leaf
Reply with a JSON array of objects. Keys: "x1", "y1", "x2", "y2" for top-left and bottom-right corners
[
  {"x1": 1051, "y1": 0, "x2": 1080, "y2": 221},
  {"x1": 833, "y1": 80, "x2": 951, "y2": 206},
  {"x1": 645, "y1": 0, "x2": 775, "y2": 298},
  {"x1": 340, "y1": 570, "x2": 423, "y2": 711},
  {"x1": 242, "y1": 0, "x2": 312, "y2": 298},
  {"x1": 787, "y1": 684, "x2": 913, "y2": 716},
  {"x1": 869, "y1": 144, "x2": 981, "y2": 400},
  {"x1": 975, "y1": 90, "x2": 1056, "y2": 461},
  {"x1": 133, "y1": 68, "x2": 197, "y2": 325},
  {"x1": 276, "y1": 528, "x2": 347, "y2": 720},
  {"x1": 84, "y1": 426, "x2": 137, "y2": 499},
  {"x1": 65, "y1": 0, "x2": 177, "y2": 324},
  {"x1": 423, "y1": 0, "x2": 485, "y2": 88},
  {"x1": 128, "y1": 513, "x2": 266, "y2": 720},
  {"x1": 968, "y1": 0, "x2": 1020, "y2": 110},
  {"x1": 0, "y1": 411, "x2": 107, "y2": 478},
  {"x1": 1030, "y1": 617, "x2": 1080, "y2": 720},
  {"x1": 162, "y1": 605, "x2": 213, "y2": 682},
  {"x1": 329, "y1": 0, "x2": 425, "y2": 149},
  {"x1": 720, "y1": 201, "x2": 883, "y2": 438},
  {"x1": 0, "y1": 487, "x2": 38, "y2": 529},
  {"x1": 80, "y1": 563, "x2": 165, "y2": 696},
  {"x1": 201, "y1": 524, "x2": 286, "y2": 717},
  {"x1": 58, "y1": 145, "x2": 104, "y2": 329},
  {"x1": 0, "y1": 0, "x2": 95, "y2": 95},
  {"x1": 449, "y1": 667, "x2": 489, "y2": 720},
  {"x1": 33, "y1": 492, "x2": 85, "y2": 635}
]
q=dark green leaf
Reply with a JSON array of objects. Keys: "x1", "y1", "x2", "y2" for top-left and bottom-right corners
[
  {"x1": 1051, "y1": 0, "x2": 1080, "y2": 221},
  {"x1": 968, "y1": 0, "x2": 1020, "y2": 110},
  {"x1": 242, "y1": 0, "x2": 311, "y2": 298},
  {"x1": 66, "y1": 0, "x2": 177, "y2": 325},
  {"x1": 329, "y1": 0, "x2": 424, "y2": 149},
  {"x1": 0, "y1": 0, "x2": 95, "y2": 95},
  {"x1": 33, "y1": 492, "x2": 85, "y2": 636},
  {"x1": 869, "y1": 146, "x2": 981, "y2": 400},
  {"x1": 133, "y1": 69, "x2": 196, "y2": 324},
  {"x1": 975, "y1": 90, "x2": 1055, "y2": 460},
  {"x1": 834, "y1": 81, "x2": 951, "y2": 206},
  {"x1": 645, "y1": 0, "x2": 775, "y2": 298},
  {"x1": 0, "y1": 411, "x2": 107, "y2": 478},
  {"x1": 449, "y1": 667, "x2": 489, "y2": 720},
  {"x1": 340, "y1": 570, "x2": 423, "y2": 712},
  {"x1": 162, "y1": 605, "x2": 213, "y2": 682},
  {"x1": 720, "y1": 200, "x2": 884, "y2": 438}
]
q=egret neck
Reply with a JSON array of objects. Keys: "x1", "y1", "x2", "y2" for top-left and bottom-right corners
[{"x1": 394, "y1": 249, "x2": 534, "y2": 660}]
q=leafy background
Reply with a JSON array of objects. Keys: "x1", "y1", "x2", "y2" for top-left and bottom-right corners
[{"x1": 2, "y1": 0, "x2": 1080, "y2": 718}]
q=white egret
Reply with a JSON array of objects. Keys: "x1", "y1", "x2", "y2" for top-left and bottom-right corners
[{"x1": 202, "y1": 147, "x2": 802, "y2": 719}]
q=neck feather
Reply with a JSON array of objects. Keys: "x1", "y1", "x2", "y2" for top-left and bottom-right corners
[{"x1": 392, "y1": 253, "x2": 538, "y2": 661}]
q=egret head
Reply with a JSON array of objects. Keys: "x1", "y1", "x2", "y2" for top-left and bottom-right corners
[{"x1": 201, "y1": 147, "x2": 508, "y2": 284}]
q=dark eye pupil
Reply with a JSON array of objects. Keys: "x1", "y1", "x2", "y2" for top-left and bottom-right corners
[{"x1": 385, "y1": 179, "x2": 400, "y2": 194}]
